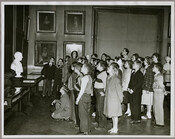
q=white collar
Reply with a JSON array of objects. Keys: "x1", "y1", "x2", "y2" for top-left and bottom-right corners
[{"x1": 154, "y1": 71, "x2": 160, "y2": 77}]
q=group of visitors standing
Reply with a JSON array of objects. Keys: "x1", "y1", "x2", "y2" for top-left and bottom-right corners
[{"x1": 41, "y1": 48, "x2": 171, "y2": 135}]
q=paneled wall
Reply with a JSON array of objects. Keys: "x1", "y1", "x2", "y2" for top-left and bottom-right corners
[
  {"x1": 27, "y1": 6, "x2": 170, "y2": 74},
  {"x1": 28, "y1": 6, "x2": 93, "y2": 73}
]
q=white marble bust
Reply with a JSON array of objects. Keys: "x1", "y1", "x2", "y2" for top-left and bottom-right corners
[{"x1": 10, "y1": 52, "x2": 23, "y2": 77}]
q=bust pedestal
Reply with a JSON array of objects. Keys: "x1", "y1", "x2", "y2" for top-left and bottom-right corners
[{"x1": 11, "y1": 77, "x2": 24, "y2": 87}]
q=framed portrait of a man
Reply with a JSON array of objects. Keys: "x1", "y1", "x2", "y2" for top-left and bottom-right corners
[
  {"x1": 37, "y1": 11, "x2": 55, "y2": 32},
  {"x1": 63, "y1": 41, "x2": 85, "y2": 58},
  {"x1": 64, "y1": 11, "x2": 85, "y2": 35},
  {"x1": 35, "y1": 41, "x2": 57, "y2": 66}
]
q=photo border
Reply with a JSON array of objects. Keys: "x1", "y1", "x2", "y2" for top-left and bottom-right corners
[{"x1": 1, "y1": 1, "x2": 175, "y2": 138}]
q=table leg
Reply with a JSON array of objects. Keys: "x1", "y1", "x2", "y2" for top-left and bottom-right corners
[{"x1": 18, "y1": 100, "x2": 22, "y2": 112}]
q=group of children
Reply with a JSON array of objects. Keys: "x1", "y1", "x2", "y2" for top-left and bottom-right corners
[{"x1": 41, "y1": 48, "x2": 171, "y2": 135}]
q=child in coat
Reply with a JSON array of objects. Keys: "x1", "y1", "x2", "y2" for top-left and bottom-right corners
[
  {"x1": 51, "y1": 86, "x2": 70, "y2": 120},
  {"x1": 104, "y1": 63, "x2": 123, "y2": 134}
]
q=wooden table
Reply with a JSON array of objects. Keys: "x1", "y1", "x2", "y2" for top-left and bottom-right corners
[
  {"x1": 4, "y1": 87, "x2": 30, "y2": 112},
  {"x1": 4, "y1": 74, "x2": 43, "y2": 112},
  {"x1": 22, "y1": 74, "x2": 43, "y2": 96}
]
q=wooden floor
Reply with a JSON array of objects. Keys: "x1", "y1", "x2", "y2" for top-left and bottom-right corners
[{"x1": 4, "y1": 92, "x2": 171, "y2": 136}]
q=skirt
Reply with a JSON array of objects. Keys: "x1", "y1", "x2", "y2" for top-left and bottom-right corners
[{"x1": 141, "y1": 90, "x2": 153, "y2": 105}]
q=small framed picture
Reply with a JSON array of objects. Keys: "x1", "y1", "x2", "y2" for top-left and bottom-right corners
[
  {"x1": 64, "y1": 11, "x2": 85, "y2": 35},
  {"x1": 35, "y1": 41, "x2": 57, "y2": 66},
  {"x1": 63, "y1": 41, "x2": 85, "y2": 58},
  {"x1": 36, "y1": 11, "x2": 55, "y2": 33}
]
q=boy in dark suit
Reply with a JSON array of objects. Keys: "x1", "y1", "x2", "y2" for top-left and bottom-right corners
[
  {"x1": 41, "y1": 57, "x2": 56, "y2": 97},
  {"x1": 128, "y1": 60, "x2": 144, "y2": 124}
]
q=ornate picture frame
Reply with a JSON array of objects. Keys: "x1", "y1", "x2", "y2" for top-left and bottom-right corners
[
  {"x1": 64, "y1": 11, "x2": 85, "y2": 35},
  {"x1": 36, "y1": 11, "x2": 56, "y2": 33},
  {"x1": 34, "y1": 41, "x2": 57, "y2": 66},
  {"x1": 63, "y1": 41, "x2": 85, "y2": 58}
]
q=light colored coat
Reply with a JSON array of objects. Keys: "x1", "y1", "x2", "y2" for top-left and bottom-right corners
[
  {"x1": 104, "y1": 75, "x2": 123, "y2": 118},
  {"x1": 52, "y1": 93, "x2": 70, "y2": 119}
]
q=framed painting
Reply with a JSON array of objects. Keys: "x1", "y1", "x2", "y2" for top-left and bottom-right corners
[
  {"x1": 64, "y1": 11, "x2": 85, "y2": 35},
  {"x1": 63, "y1": 41, "x2": 85, "y2": 58},
  {"x1": 36, "y1": 11, "x2": 55, "y2": 33},
  {"x1": 35, "y1": 41, "x2": 57, "y2": 66}
]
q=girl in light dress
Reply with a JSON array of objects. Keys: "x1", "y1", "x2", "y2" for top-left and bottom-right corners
[
  {"x1": 122, "y1": 60, "x2": 132, "y2": 116},
  {"x1": 104, "y1": 63, "x2": 123, "y2": 134}
]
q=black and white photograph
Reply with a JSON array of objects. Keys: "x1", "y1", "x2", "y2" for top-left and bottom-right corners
[
  {"x1": 1, "y1": 0, "x2": 175, "y2": 138},
  {"x1": 37, "y1": 11, "x2": 55, "y2": 32}
]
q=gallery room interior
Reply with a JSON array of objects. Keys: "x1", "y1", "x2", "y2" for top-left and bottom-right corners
[{"x1": 2, "y1": 1, "x2": 174, "y2": 137}]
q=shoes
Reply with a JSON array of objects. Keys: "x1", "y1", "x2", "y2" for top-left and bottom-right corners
[
  {"x1": 92, "y1": 122, "x2": 98, "y2": 125},
  {"x1": 56, "y1": 119, "x2": 64, "y2": 121},
  {"x1": 77, "y1": 132, "x2": 89, "y2": 135},
  {"x1": 130, "y1": 120, "x2": 141, "y2": 124},
  {"x1": 141, "y1": 115, "x2": 152, "y2": 120},
  {"x1": 95, "y1": 127, "x2": 105, "y2": 131},
  {"x1": 108, "y1": 128, "x2": 118, "y2": 134},
  {"x1": 74, "y1": 124, "x2": 79, "y2": 128},
  {"x1": 125, "y1": 110, "x2": 131, "y2": 115},
  {"x1": 154, "y1": 124, "x2": 164, "y2": 128},
  {"x1": 125, "y1": 112, "x2": 131, "y2": 117},
  {"x1": 64, "y1": 117, "x2": 70, "y2": 121},
  {"x1": 110, "y1": 130, "x2": 118, "y2": 134},
  {"x1": 68, "y1": 119, "x2": 74, "y2": 123},
  {"x1": 92, "y1": 112, "x2": 96, "y2": 117}
]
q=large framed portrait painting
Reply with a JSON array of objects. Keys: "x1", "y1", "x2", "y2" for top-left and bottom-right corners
[
  {"x1": 36, "y1": 11, "x2": 55, "y2": 32},
  {"x1": 35, "y1": 41, "x2": 57, "y2": 66},
  {"x1": 63, "y1": 41, "x2": 85, "y2": 58},
  {"x1": 64, "y1": 11, "x2": 85, "y2": 35}
]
